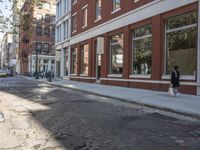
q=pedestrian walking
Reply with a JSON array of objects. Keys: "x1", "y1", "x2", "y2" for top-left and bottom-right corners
[{"x1": 169, "y1": 65, "x2": 180, "y2": 96}]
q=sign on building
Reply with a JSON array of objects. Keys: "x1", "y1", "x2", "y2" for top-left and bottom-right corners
[
  {"x1": 97, "y1": 36, "x2": 104, "y2": 54},
  {"x1": 55, "y1": 50, "x2": 61, "y2": 61}
]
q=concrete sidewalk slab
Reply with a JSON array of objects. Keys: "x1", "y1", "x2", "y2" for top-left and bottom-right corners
[{"x1": 24, "y1": 76, "x2": 200, "y2": 119}]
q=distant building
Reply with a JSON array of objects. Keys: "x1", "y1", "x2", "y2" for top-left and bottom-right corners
[
  {"x1": 55, "y1": 0, "x2": 71, "y2": 79},
  {"x1": 65, "y1": 0, "x2": 200, "y2": 95},
  {"x1": 0, "y1": 48, "x2": 2, "y2": 69},
  {"x1": 18, "y1": 0, "x2": 56, "y2": 75},
  {"x1": 1, "y1": 32, "x2": 12, "y2": 70},
  {"x1": 11, "y1": 0, "x2": 24, "y2": 74}
]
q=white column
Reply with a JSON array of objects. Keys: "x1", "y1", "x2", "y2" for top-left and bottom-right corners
[
  {"x1": 197, "y1": 0, "x2": 200, "y2": 95},
  {"x1": 60, "y1": 48, "x2": 65, "y2": 78},
  {"x1": 68, "y1": 46, "x2": 71, "y2": 77},
  {"x1": 41, "y1": 58, "x2": 44, "y2": 72},
  {"x1": 68, "y1": 18, "x2": 71, "y2": 38},
  {"x1": 69, "y1": 0, "x2": 71, "y2": 10},
  {"x1": 55, "y1": 26, "x2": 57, "y2": 44},
  {"x1": 48, "y1": 59, "x2": 51, "y2": 72},
  {"x1": 62, "y1": 23, "x2": 64, "y2": 41},
  {"x1": 56, "y1": 3, "x2": 58, "y2": 21}
]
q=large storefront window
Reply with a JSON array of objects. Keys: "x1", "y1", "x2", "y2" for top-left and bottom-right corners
[
  {"x1": 110, "y1": 34, "x2": 123, "y2": 74},
  {"x1": 132, "y1": 24, "x2": 152, "y2": 75},
  {"x1": 71, "y1": 48, "x2": 77, "y2": 74},
  {"x1": 166, "y1": 11, "x2": 197, "y2": 75},
  {"x1": 81, "y1": 44, "x2": 89, "y2": 75}
]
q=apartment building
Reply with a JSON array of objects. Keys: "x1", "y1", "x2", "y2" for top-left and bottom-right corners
[
  {"x1": 68, "y1": 0, "x2": 200, "y2": 95},
  {"x1": 55, "y1": 0, "x2": 72, "y2": 79},
  {"x1": 19, "y1": 0, "x2": 56, "y2": 75}
]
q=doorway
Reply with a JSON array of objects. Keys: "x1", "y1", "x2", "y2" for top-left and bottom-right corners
[
  {"x1": 96, "y1": 54, "x2": 101, "y2": 83},
  {"x1": 56, "y1": 61, "x2": 60, "y2": 78}
]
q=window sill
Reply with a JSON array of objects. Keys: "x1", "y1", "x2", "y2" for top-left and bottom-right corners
[
  {"x1": 82, "y1": 4, "x2": 88, "y2": 10},
  {"x1": 107, "y1": 74, "x2": 122, "y2": 78},
  {"x1": 162, "y1": 75, "x2": 196, "y2": 80},
  {"x1": 72, "y1": 1, "x2": 77, "y2": 5},
  {"x1": 72, "y1": 30, "x2": 77, "y2": 34},
  {"x1": 129, "y1": 74, "x2": 151, "y2": 79},
  {"x1": 70, "y1": 74, "x2": 77, "y2": 76},
  {"x1": 134, "y1": 0, "x2": 140, "y2": 3},
  {"x1": 82, "y1": 25, "x2": 88, "y2": 29},
  {"x1": 111, "y1": 8, "x2": 121, "y2": 14},
  {"x1": 80, "y1": 74, "x2": 88, "y2": 77},
  {"x1": 94, "y1": 17, "x2": 102, "y2": 23}
]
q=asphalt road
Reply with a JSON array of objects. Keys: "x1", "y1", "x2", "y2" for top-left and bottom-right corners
[{"x1": 0, "y1": 77, "x2": 200, "y2": 150}]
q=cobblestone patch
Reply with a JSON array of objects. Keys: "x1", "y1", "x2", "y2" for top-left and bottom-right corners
[{"x1": 0, "y1": 77, "x2": 200, "y2": 150}]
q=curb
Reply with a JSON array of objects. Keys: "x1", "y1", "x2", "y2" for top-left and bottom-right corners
[{"x1": 26, "y1": 77, "x2": 200, "y2": 120}]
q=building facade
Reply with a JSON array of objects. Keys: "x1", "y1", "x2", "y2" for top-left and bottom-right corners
[
  {"x1": 11, "y1": 0, "x2": 24, "y2": 74},
  {"x1": 19, "y1": 0, "x2": 56, "y2": 75},
  {"x1": 0, "y1": 50, "x2": 1, "y2": 69},
  {"x1": 68, "y1": 0, "x2": 200, "y2": 95},
  {"x1": 55, "y1": 0, "x2": 72, "y2": 79},
  {"x1": 0, "y1": 39, "x2": 2, "y2": 69},
  {"x1": 0, "y1": 32, "x2": 12, "y2": 70}
]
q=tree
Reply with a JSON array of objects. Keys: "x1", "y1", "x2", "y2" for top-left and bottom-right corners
[{"x1": 0, "y1": 0, "x2": 42, "y2": 34}]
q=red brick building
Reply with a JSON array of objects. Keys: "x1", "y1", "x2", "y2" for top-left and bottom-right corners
[
  {"x1": 19, "y1": 0, "x2": 56, "y2": 75},
  {"x1": 69, "y1": 0, "x2": 200, "y2": 95}
]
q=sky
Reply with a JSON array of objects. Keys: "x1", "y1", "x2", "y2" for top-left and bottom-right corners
[{"x1": 0, "y1": 0, "x2": 12, "y2": 40}]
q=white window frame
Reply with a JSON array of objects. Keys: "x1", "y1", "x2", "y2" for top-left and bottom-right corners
[
  {"x1": 82, "y1": 5, "x2": 88, "y2": 28},
  {"x1": 163, "y1": 13, "x2": 198, "y2": 80},
  {"x1": 131, "y1": 25, "x2": 152, "y2": 78},
  {"x1": 109, "y1": 34, "x2": 124, "y2": 76},
  {"x1": 95, "y1": 0, "x2": 102, "y2": 21},
  {"x1": 72, "y1": 13, "x2": 77, "y2": 33},
  {"x1": 111, "y1": 0, "x2": 121, "y2": 14},
  {"x1": 72, "y1": 0, "x2": 77, "y2": 5},
  {"x1": 80, "y1": 44, "x2": 89, "y2": 75},
  {"x1": 71, "y1": 48, "x2": 77, "y2": 75}
]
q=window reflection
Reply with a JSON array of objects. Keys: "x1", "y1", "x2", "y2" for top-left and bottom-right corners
[
  {"x1": 110, "y1": 34, "x2": 123, "y2": 74},
  {"x1": 132, "y1": 24, "x2": 152, "y2": 75},
  {"x1": 71, "y1": 48, "x2": 77, "y2": 74},
  {"x1": 166, "y1": 11, "x2": 197, "y2": 75},
  {"x1": 81, "y1": 44, "x2": 89, "y2": 75}
]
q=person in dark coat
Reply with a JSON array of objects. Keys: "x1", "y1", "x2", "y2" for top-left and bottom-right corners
[{"x1": 170, "y1": 65, "x2": 180, "y2": 96}]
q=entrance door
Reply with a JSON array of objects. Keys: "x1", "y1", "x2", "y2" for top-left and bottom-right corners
[
  {"x1": 96, "y1": 54, "x2": 101, "y2": 83},
  {"x1": 56, "y1": 61, "x2": 60, "y2": 77}
]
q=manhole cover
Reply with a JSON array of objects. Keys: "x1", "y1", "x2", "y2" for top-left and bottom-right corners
[{"x1": 0, "y1": 112, "x2": 4, "y2": 122}]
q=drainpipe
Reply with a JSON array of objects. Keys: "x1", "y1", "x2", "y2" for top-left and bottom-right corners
[{"x1": 197, "y1": 0, "x2": 200, "y2": 95}]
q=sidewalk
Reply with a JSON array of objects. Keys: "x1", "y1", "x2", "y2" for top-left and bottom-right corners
[{"x1": 25, "y1": 76, "x2": 200, "y2": 119}]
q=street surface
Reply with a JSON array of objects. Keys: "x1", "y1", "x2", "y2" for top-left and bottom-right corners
[{"x1": 0, "y1": 77, "x2": 200, "y2": 150}]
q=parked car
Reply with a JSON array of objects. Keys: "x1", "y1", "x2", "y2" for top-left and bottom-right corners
[
  {"x1": 0, "y1": 70, "x2": 7, "y2": 78},
  {"x1": 0, "y1": 69, "x2": 13, "y2": 76}
]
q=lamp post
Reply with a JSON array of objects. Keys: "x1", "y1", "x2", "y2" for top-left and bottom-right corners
[{"x1": 35, "y1": 43, "x2": 39, "y2": 79}]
